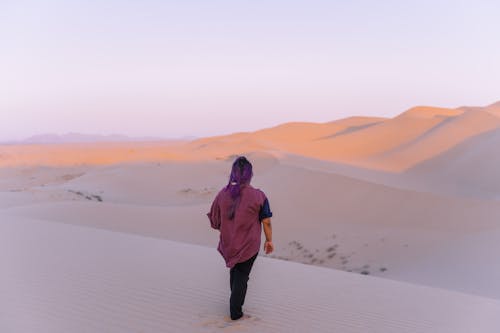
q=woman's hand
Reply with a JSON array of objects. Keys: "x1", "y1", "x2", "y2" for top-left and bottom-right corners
[
  {"x1": 262, "y1": 218, "x2": 273, "y2": 254},
  {"x1": 264, "y1": 241, "x2": 274, "y2": 254}
]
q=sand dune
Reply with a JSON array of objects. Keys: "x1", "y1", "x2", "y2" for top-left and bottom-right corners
[
  {"x1": 307, "y1": 112, "x2": 450, "y2": 167},
  {"x1": 184, "y1": 111, "x2": 454, "y2": 169},
  {"x1": 2, "y1": 216, "x2": 500, "y2": 333},
  {"x1": 4, "y1": 158, "x2": 500, "y2": 298},
  {"x1": 180, "y1": 102, "x2": 500, "y2": 171},
  {"x1": 250, "y1": 116, "x2": 386, "y2": 149},
  {"x1": 404, "y1": 127, "x2": 500, "y2": 198},
  {"x1": 182, "y1": 121, "x2": 355, "y2": 162},
  {"x1": 486, "y1": 101, "x2": 500, "y2": 116},
  {"x1": 459, "y1": 101, "x2": 500, "y2": 117},
  {"x1": 2, "y1": 100, "x2": 500, "y2": 331},
  {"x1": 366, "y1": 109, "x2": 500, "y2": 170},
  {"x1": 397, "y1": 106, "x2": 465, "y2": 119},
  {"x1": 2, "y1": 102, "x2": 499, "y2": 173}
]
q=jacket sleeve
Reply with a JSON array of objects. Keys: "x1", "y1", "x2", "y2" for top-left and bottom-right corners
[{"x1": 207, "y1": 194, "x2": 221, "y2": 230}]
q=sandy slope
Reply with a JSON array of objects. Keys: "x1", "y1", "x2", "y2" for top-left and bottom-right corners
[
  {"x1": 184, "y1": 111, "x2": 451, "y2": 169},
  {"x1": 404, "y1": 128, "x2": 500, "y2": 198},
  {"x1": 182, "y1": 104, "x2": 500, "y2": 171},
  {"x1": 365, "y1": 109, "x2": 500, "y2": 170},
  {"x1": 2, "y1": 100, "x2": 500, "y2": 330},
  {"x1": 459, "y1": 101, "x2": 500, "y2": 117},
  {"x1": 3, "y1": 158, "x2": 500, "y2": 298},
  {"x1": 305, "y1": 108, "x2": 452, "y2": 167},
  {"x1": 2, "y1": 216, "x2": 500, "y2": 333},
  {"x1": 486, "y1": 101, "x2": 500, "y2": 117}
]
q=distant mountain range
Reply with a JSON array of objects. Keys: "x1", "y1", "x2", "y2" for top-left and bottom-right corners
[{"x1": 11, "y1": 133, "x2": 197, "y2": 144}]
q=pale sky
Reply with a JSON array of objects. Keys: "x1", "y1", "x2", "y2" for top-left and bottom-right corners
[{"x1": 1, "y1": 0, "x2": 499, "y2": 141}]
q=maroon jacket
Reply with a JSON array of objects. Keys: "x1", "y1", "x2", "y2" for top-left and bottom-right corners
[{"x1": 207, "y1": 184, "x2": 270, "y2": 268}]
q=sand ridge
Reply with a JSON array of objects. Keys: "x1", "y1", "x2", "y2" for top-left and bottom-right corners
[{"x1": 3, "y1": 102, "x2": 499, "y2": 172}]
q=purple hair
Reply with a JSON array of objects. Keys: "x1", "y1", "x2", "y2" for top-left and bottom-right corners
[{"x1": 225, "y1": 156, "x2": 253, "y2": 220}]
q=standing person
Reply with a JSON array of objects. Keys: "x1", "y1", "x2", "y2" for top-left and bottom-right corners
[{"x1": 207, "y1": 156, "x2": 274, "y2": 320}]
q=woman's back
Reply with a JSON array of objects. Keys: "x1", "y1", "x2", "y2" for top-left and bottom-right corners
[{"x1": 210, "y1": 184, "x2": 268, "y2": 267}]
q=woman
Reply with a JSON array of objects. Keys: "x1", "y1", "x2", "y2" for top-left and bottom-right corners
[{"x1": 207, "y1": 156, "x2": 274, "y2": 320}]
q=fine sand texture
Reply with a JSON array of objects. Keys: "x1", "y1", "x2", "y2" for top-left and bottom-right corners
[
  {"x1": 3, "y1": 156, "x2": 500, "y2": 299},
  {"x1": 2, "y1": 216, "x2": 500, "y2": 333},
  {"x1": 2, "y1": 101, "x2": 500, "y2": 331}
]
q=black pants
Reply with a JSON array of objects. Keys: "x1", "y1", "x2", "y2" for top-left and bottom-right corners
[{"x1": 229, "y1": 252, "x2": 258, "y2": 320}]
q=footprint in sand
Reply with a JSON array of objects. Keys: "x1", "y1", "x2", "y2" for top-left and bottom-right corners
[{"x1": 197, "y1": 314, "x2": 261, "y2": 332}]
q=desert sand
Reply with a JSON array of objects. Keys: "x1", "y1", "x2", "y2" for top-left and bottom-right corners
[
  {"x1": 3, "y1": 216, "x2": 500, "y2": 333},
  {"x1": 2, "y1": 101, "x2": 500, "y2": 331}
]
